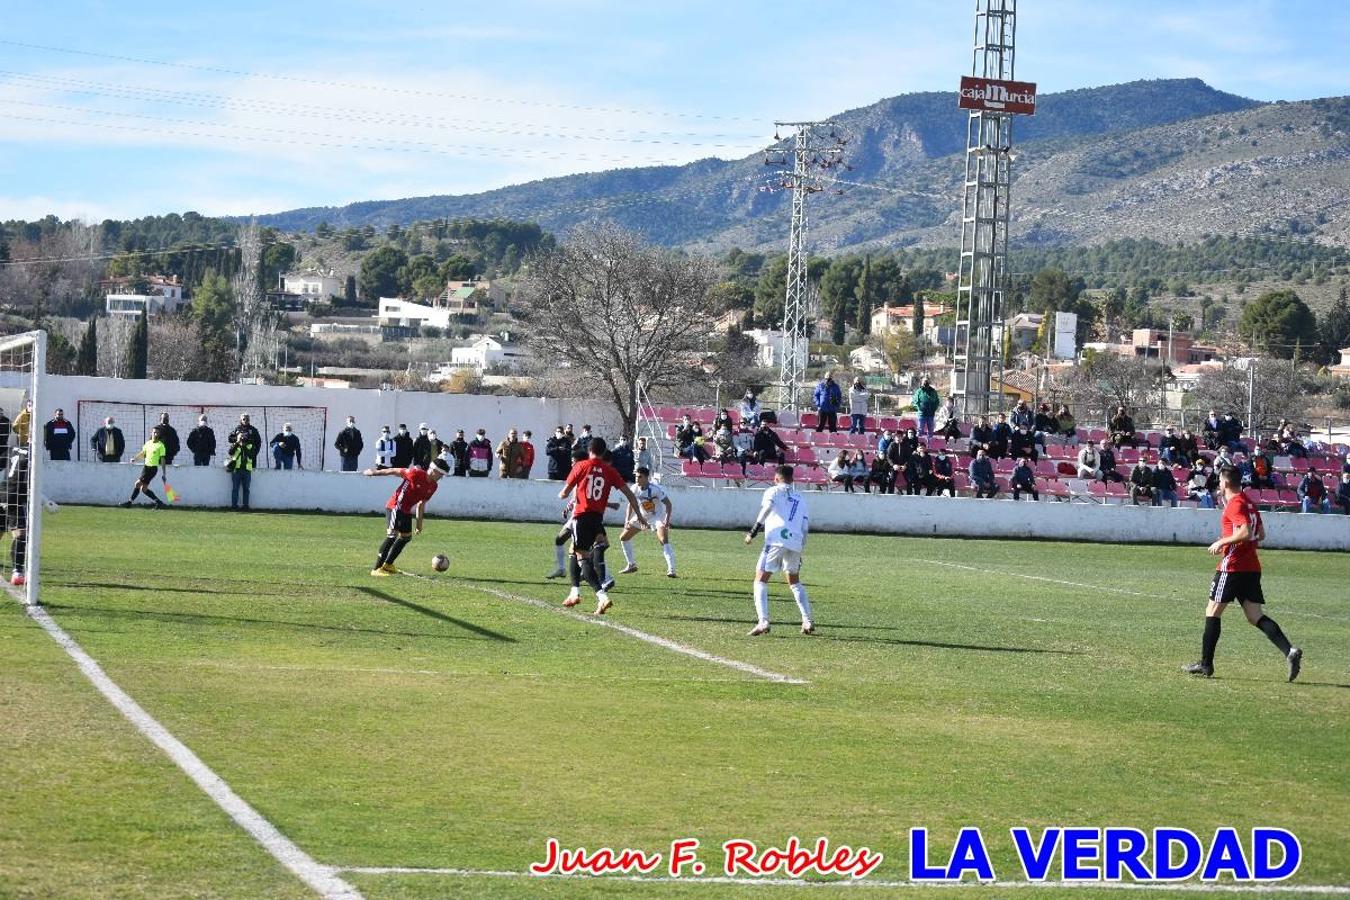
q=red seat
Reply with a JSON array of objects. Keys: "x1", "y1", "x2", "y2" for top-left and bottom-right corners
[
  {"x1": 800, "y1": 412, "x2": 819, "y2": 429},
  {"x1": 846, "y1": 433, "x2": 869, "y2": 449},
  {"x1": 775, "y1": 411, "x2": 798, "y2": 428},
  {"x1": 927, "y1": 437, "x2": 947, "y2": 452},
  {"x1": 680, "y1": 460, "x2": 702, "y2": 478},
  {"x1": 879, "y1": 417, "x2": 900, "y2": 432},
  {"x1": 1034, "y1": 460, "x2": 1057, "y2": 478},
  {"x1": 1088, "y1": 482, "x2": 1108, "y2": 499},
  {"x1": 746, "y1": 464, "x2": 770, "y2": 481},
  {"x1": 795, "y1": 447, "x2": 817, "y2": 465}
]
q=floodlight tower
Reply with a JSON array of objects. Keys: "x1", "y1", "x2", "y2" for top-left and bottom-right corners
[{"x1": 952, "y1": 0, "x2": 1034, "y2": 418}]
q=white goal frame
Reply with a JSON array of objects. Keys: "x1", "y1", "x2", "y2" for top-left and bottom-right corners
[{"x1": 0, "y1": 330, "x2": 46, "y2": 606}]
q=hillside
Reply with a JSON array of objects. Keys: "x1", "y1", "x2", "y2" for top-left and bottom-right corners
[{"x1": 239, "y1": 78, "x2": 1350, "y2": 252}]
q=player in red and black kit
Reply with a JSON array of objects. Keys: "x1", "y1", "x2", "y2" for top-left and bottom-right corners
[
  {"x1": 1185, "y1": 468, "x2": 1303, "y2": 681},
  {"x1": 559, "y1": 437, "x2": 646, "y2": 615},
  {"x1": 363, "y1": 457, "x2": 450, "y2": 575}
]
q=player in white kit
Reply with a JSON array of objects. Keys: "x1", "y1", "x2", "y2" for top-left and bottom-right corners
[
  {"x1": 617, "y1": 467, "x2": 677, "y2": 577},
  {"x1": 743, "y1": 464, "x2": 814, "y2": 636}
]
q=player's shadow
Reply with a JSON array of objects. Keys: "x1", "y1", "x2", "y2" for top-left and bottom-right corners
[
  {"x1": 53, "y1": 580, "x2": 255, "y2": 597},
  {"x1": 355, "y1": 587, "x2": 515, "y2": 643},
  {"x1": 821, "y1": 634, "x2": 1081, "y2": 655}
]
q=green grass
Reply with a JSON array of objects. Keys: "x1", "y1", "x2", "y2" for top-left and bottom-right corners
[{"x1": 1, "y1": 506, "x2": 1347, "y2": 899}]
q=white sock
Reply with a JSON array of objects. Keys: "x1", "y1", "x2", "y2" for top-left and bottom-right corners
[
  {"x1": 621, "y1": 540, "x2": 636, "y2": 565},
  {"x1": 790, "y1": 582, "x2": 812, "y2": 622},
  {"x1": 661, "y1": 543, "x2": 675, "y2": 573},
  {"x1": 554, "y1": 544, "x2": 566, "y2": 570},
  {"x1": 753, "y1": 581, "x2": 769, "y2": 623}
]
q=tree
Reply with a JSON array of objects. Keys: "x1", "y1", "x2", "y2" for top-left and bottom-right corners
[
  {"x1": 1189, "y1": 359, "x2": 1311, "y2": 434},
  {"x1": 1028, "y1": 267, "x2": 1081, "y2": 311},
  {"x1": 819, "y1": 256, "x2": 862, "y2": 341},
  {"x1": 1238, "y1": 289, "x2": 1317, "y2": 359},
  {"x1": 1319, "y1": 286, "x2": 1350, "y2": 358},
  {"x1": 855, "y1": 255, "x2": 873, "y2": 337},
  {"x1": 911, "y1": 290, "x2": 925, "y2": 338},
  {"x1": 260, "y1": 241, "x2": 297, "y2": 291},
  {"x1": 76, "y1": 318, "x2": 97, "y2": 376},
  {"x1": 1055, "y1": 350, "x2": 1160, "y2": 423},
  {"x1": 148, "y1": 318, "x2": 205, "y2": 381},
  {"x1": 358, "y1": 246, "x2": 408, "y2": 303},
  {"x1": 190, "y1": 270, "x2": 238, "y2": 381},
  {"x1": 874, "y1": 327, "x2": 919, "y2": 374},
  {"x1": 519, "y1": 225, "x2": 719, "y2": 437},
  {"x1": 344, "y1": 275, "x2": 357, "y2": 305},
  {"x1": 126, "y1": 308, "x2": 148, "y2": 379}
]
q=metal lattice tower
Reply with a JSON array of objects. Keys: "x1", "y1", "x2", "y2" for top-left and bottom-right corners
[{"x1": 953, "y1": 0, "x2": 1018, "y2": 418}]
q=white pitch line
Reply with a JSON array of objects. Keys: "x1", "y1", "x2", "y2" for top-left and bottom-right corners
[
  {"x1": 464, "y1": 582, "x2": 808, "y2": 685},
  {"x1": 17, "y1": 600, "x2": 362, "y2": 900},
  {"x1": 334, "y1": 866, "x2": 1350, "y2": 894}
]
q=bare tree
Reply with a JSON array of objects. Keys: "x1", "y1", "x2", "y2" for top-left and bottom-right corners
[
  {"x1": 232, "y1": 222, "x2": 266, "y2": 377},
  {"x1": 97, "y1": 316, "x2": 137, "y2": 378},
  {"x1": 1053, "y1": 351, "x2": 1162, "y2": 426},
  {"x1": 1187, "y1": 359, "x2": 1311, "y2": 437},
  {"x1": 148, "y1": 317, "x2": 205, "y2": 381},
  {"x1": 518, "y1": 224, "x2": 719, "y2": 436},
  {"x1": 0, "y1": 222, "x2": 103, "y2": 317}
]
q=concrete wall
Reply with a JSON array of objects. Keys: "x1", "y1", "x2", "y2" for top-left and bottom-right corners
[{"x1": 44, "y1": 461, "x2": 1350, "y2": 552}]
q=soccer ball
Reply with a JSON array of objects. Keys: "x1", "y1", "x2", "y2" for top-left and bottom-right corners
[{"x1": 431, "y1": 553, "x2": 450, "y2": 573}]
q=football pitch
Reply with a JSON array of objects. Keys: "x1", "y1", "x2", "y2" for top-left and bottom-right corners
[{"x1": 1, "y1": 506, "x2": 1347, "y2": 899}]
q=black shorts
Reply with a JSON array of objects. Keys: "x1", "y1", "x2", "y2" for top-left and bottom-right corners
[
  {"x1": 138, "y1": 465, "x2": 159, "y2": 484},
  {"x1": 386, "y1": 508, "x2": 413, "y2": 535},
  {"x1": 1210, "y1": 570, "x2": 1264, "y2": 605},
  {"x1": 570, "y1": 511, "x2": 606, "y2": 553}
]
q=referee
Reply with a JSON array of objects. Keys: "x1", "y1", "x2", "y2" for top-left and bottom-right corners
[
  {"x1": 1185, "y1": 469, "x2": 1302, "y2": 681},
  {"x1": 121, "y1": 426, "x2": 168, "y2": 509}
]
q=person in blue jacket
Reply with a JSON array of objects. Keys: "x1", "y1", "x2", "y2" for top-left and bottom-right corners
[{"x1": 812, "y1": 371, "x2": 842, "y2": 433}]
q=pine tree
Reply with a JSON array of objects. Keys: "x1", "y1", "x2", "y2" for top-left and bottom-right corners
[
  {"x1": 76, "y1": 317, "x2": 98, "y2": 376},
  {"x1": 911, "y1": 289, "x2": 925, "y2": 338},
  {"x1": 856, "y1": 255, "x2": 872, "y2": 337},
  {"x1": 831, "y1": 294, "x2": 847, "y2": 345},
  {"x1": 127, "y1": 308, "x2": 148, "y2": 379}
]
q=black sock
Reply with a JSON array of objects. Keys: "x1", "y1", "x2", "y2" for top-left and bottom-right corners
[
  {"x1": 1201, "y1": 615, "x2": 1222, "y2": 666},
  {"x1": 375, "y1": 536, "x2": 396, "y2": 568},
  {"x1": 578, "y1": 556, "x2": 602, "y2": 591},
  {"x1": 568, "y1": 554, "x2": 581, "y2": 588},
  {"x1": 592, "y1": 543, "x2": 608, "y2": 584},
  {"x1": 142, "y1": 488, "x2": 161, "y2": 503},
  {"x1": 385, "y1": 536, "x2": 411, "y2": 565},
  {"x1": 130, "y1": 485, "x2": 141, "y2": 501},
  {"x1": 1256, "y1": 615, "x2": 1292, "y2": 656},
  {"x1": 11, "y1": 534, "x2": 25, "y2": 572},
  {"x1": 554, "y1": 529, "x2": 570, "y2": 546}
]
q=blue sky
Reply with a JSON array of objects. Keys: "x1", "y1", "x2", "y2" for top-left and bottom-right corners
[{"x1": 1, "y1": 0, "x2": 1343, "y2": 223}]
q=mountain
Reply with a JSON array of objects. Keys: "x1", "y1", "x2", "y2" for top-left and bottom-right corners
[{"x1": 249, "y1": 80, "x2": 1350, "y2": 252}]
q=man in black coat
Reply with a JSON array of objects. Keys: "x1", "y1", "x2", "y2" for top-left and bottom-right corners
[
  {"x1": 43, "y1": 409, "x2": 76, "y2": 461},
  {"x1": 447, "y1": 428, "x2": 470, "y2": 477},
  {"x1": 186, "y1": 414, "x2": 216, "y2": 466},
  {"x1": 229, "y1": 414, "x2": 262, "y2": 468},
  {"x1": 90, "y1": 416, "x2": 125, "y2": 462},
  {"x1": 391, "y1": 424, "x2": 414, "y2": 468},
  {"x1": 751, "y1": 422, "x2": 788, "y2": 466},
  {"x1": 155, "y1": 412, "x2": 181, "y2": 465},
  {"x1": 334, "y1": 415, "x2": 364, "y2": 471},
  {"x1": 411, "y1": 423, "x2": 436, "y2": 468},
  {"x1": 545, "y1": 427, "x2": 571, "y2": 480}
]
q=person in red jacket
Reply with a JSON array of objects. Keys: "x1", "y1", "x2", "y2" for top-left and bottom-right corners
[{"x1": 517, "y1": 430, "x2": 536, "y2": 479}]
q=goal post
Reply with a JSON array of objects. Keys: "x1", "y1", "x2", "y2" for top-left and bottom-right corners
[{"x1": 0, "y1": 330, "x2": 46, "y2": 606}]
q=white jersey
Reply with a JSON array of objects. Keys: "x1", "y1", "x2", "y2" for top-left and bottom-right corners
[
  {"x1": 758, "y1": 483, "x2": 808, "y2": 552},
  {"x1": 629, "y1": 482, "x2": 669, "y2": 523}
]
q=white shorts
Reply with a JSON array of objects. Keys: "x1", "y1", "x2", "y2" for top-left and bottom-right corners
[{"x1": 757, "y1": 545, "x2": 802, "y2": 574}]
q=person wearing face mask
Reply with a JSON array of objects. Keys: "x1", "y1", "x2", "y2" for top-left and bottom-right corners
[
  {"x1": 229, "y1": 414, "x2": 262, "y2": 468},
  {"x1": 269, "y1": 423, "x2": 303, "y2": 470},
  {"x1": 411, "y1": 423, "x2": 435, "y2": 468},
  {"x1": 546, "y1": 426, "x2": 571, "y2": 480},
  {"x1": 739, "y1": 390, "x2": 761, "y2": 429},
  {"x1": 518, "y1": 430, "x2": 536, "y2": 479},
  {"x1": 154, "y1": 412, "x2": 181, "y2": 466},
  {"x1": 467, "y1": 428, "x2": 493, "y2": 477},
  {"x1": 374, "y1": 425, "x2": 396, "y2": 470},
  {"x1": 929, "y1": 448, "x2": 956, "y2": 497},
  {"x1": 334, "y1": 415, "x2": 364, "y2": 472},
  {"x1": 187, "y1": 414, "x2": 216, "y2": 466},
  {"x1": 497, "y1": 428, "x2": 523, "y2": 479},
  {"x1": 447, "y1": 428, "x2": 470, "y2": 476},
  {"x1": 391, "y1": 424, "x2": 414, "y2": 468},
  {"x1": 91, "y1": 416, "x2": 125, "y2": 463}
]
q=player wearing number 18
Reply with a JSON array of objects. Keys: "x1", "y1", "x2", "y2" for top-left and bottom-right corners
[
  {"x1": 559, "y1": 437, "x2": 647, "y2": 615},
  {"x1": 745, "y1": 465, "x2": 814, "y2": 636},
  {"x1": 364, "y1": 457, "x2": 449, "y2": 576}
]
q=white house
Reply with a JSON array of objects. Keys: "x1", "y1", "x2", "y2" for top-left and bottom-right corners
[
  {"x1": 444, "y1": 335, "x2": 532, "y2": 374},
  {"x1": 103, "y1": 275, "x2": 187, "y2": 319},
  {"x1": 745, "y1": 329, "x2": 807, "y2": 371},
  {"x1": 283, "y1": 271, "x2": 343, "y2": 300},
  {"x1": 849, "y1": 345, "x2": 889, "y2": 373},
  {"x1": 378, "y1": 297, "x2": 452, "y2": 330}
]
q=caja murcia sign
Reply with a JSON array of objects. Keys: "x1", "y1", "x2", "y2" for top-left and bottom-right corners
[{"x1": 959, "y1": 76, "x2": 1038, "y2": 115}]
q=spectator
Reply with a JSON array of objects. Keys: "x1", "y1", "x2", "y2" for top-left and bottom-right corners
[
  {"x1": 334, "y1": 416, "x2": 364, "y2": 472},
  {"x1": 849, "y1": 452, "x2": 871, "y2": 492},
  {"x1": 1248, "y1": 448, "x2": 1275, "y2": 490},
  {"x1": 546, "y1": 427, "x2": 572, "y2": 480},
  {"x1": 1099, "y1": 443, "x2": 1124, "y2": 483},
  {"x1": 610, "y1": 435, "x2": 636, "y2": 482},
  {"x1": 1336, "y1": 472, "x2": 1350, "y2": 515},
  {"x1": 738, "y1": 390, "x2": 761, "y2": 428},
  {"x1": 43, "y1": 408, "x2": 76, "y2": 461},
  {"x1": 1202, "y1": 409, "x2": 1224, "y2": 451},
  {"x1": 518, "y1": 430, "x2": 536, "y2": 479},
  {"x1": 936, "y1": 398, "x2": 962, "y2": 440},
  {"x1": 1009, "y1": 424, "x2": 1038, "y2": 462},
  {"x1": 929, "y1": 448, "x2": 956, "y2": 497},
  {"x1": 900, "y1": 446, "x2": 925, "y2": 495},
  {"x1": 1109, "y1": 406, "x2": 1137, "y2": 449},
  {"x1": 229, "y1": 415, "x2": 262, "y2": 469},
  {"x1": 1033, "y1": 402, "x2": 1057, "y2": 435},
  {"x1": 895, "y1": 428, "x2": 919, "y2": 467},
  {"x1": 1129, "y1": 457, "x2": 1155, "y2": 505},
  {"x1": 1219, "y1": 413, "x2": 1246, "y2": 453},
  {"x1": 1297, "y1": 468, "x2": 1330, "y2": 513},
  {"x1": 636, "y1": 436, "x2": 656, "y2": 473},
  {"x1": 877, "y1": 428, "x2": 895, "y2": 456},
  {"x1": 374, "y1": 425, "x2": 395, "y2": 469},
  {"x1": 676, "y1": 414, "x2": 705, "y2": 462},
  {"x1": 1187, "y1": 460, "x2": 1217, "y2": 510},
  {"x1": 751, "y1": 421, "x2": 788, "y2": 466},
  {"x1": 1010, "y1": 457, "x2": 1038, "y2": 501},
  {"x1": 270, "y1": 423, "x2": 303, "y2": 470},
  {"x1": 989, "y1": 413, "x2": 1012, "y2": 460},
  {"x1": 1158, "y1": 427, "x2": 1184, "y2": 466},
  {"x1": 562, "y1": 424, "x2": 576, "y2": 449},
  {"x1": 1177, "y1": 429, "x2": 1199, "y2": 467},
  {"x1": 496, "y1": 428, "x2": 523, "y2": 479},
  {"x1": 813, "y1": 371, "x2": 843, "y2": 433},
  {"x1": 155, "y1": 412, "x2": 181, "y2": 466},
  {"x1": 969, "y1": 448, "x2": 997, "y2": 499},
  {"x1": 968, "y1": 415, "x2": 993, "y2": 456},
  {"x1": 1056, "y1": 404, "x2": 1078, "y2": 446},
  {"x1": 712, "y1": 426, "x2": 736, "y2": 464},
  {"x1": 12, "y1": 401, "x2": 30, "y2": 449},
  {"x1": 712, "y1": 408, "x2": 734, "y2": 434},
  {"x1": 912, "y1": 377, "x2": 941, "y2": 439},
  {"x1": 226, "y1": 431, "x2": 255, "y2": 511},
  {"x1": 1152, "y1": 456, "x2": 1179, "y2": 507},
  {"x1": 446, "y1": 428, "x2": 469, "y2": 476},
  {"x1": 828, "y1": 450, "x2": 856, "y2": 492},
  {"x1": 1276, "y1": 420, "x2": 1306, "y2": 459},
  {"x1": 91, "y1": 416, "x2": 125, "y2": 462},
  {"x1": 868, "y1": 452, "x2": 895, "y2": 494},
  {"x1": 847, "y1": 377, "x2": 870, "y2": 435},
  {"x1": 467, "y1": 429, "x2": 492, "y2": 477},
  {"x1": 1213, "y1": 446, "x2": 1235, "y2": 473},
  {"x1": 575, "y1": 425, "x2": 595, "y2": 456},
  {"x1": 411, "y1": 424, "x2": 436, "y2": 468},
  {"x1": 1076, "y1": 440, "x2": 1102, "y2": 480},
  {"x1": 732, "y1": 426, "x2": 755, "y2": 466},
  {"x1": 391, "y1": 424, "x2": 414, "y2": 468},
  {"x1": 187, "y1": 414, "x2": 216, "y2": 466},
  {"x1": 1010, "y1": 399, "x2": 1034, "y2": 431}
]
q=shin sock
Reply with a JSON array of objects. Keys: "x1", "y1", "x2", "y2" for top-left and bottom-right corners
[
  {"x1": 553, "y1": 543, "x2": 567, "y2": 571},
  {"x1": 753, "y1": 581, "x2": 769, "y2": 623},
  {"x1": 790, "y1": 582, "x2": 812, "y2": 621},
  {"x1": 385, "y1": 536, "x2": 411, "y2": 565},
  {"x1": 661, "y1": 543, "x2": 675, "y2": 573},
  {"x1": 1201, "y1": 615, "x2": 1222, "y2": 666},
  {"x1": 1256, "y1": 615, "x2": 1292, "y2": 656},
  {"x1": 375, "y1": 536, "x2": 396, "y2": 568},
  {"x1": 621, "y1": 540, "x2": 637, "y2": 566},
  {"x1": 577, "y1": 555, "x2": 602, "y2": 591}
]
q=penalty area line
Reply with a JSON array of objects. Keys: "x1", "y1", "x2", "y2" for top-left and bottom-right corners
[
  {"x1": 333, "y1": 866, "x2": 1350, "y2": 893},
  {"x1": 12, "y1": 598, "x2": 362, "y2": 900},
  {"x1": 457, "y1": 580, "x2": 808, "y2": 685}
]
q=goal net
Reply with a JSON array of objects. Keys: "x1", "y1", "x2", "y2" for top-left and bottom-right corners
[{"x1": 0, "y1": 331, "x2": 46, "y2": 605}]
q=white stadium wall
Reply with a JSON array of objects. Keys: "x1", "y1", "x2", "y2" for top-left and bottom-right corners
[{"x1": 44, "y1": 461, "x2": 1350, "y2": 552}]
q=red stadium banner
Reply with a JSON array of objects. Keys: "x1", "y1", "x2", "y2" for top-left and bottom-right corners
[{"x1": 958, "y1": 76, "x2": 1038, "y2": 115}]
